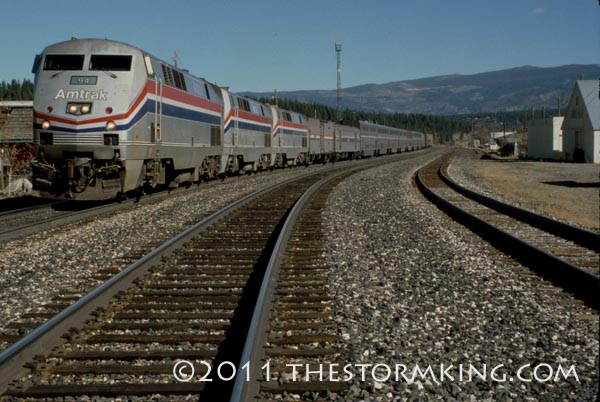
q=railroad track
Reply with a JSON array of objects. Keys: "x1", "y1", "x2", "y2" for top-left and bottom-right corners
[
  {"x1": 415, "y1": 153, "x2": 600, "y2": 310},
  {"x1": 233, "y1": 172, "x2": 348, "y2": 401},
  {"x1": 0, "y1": 168, "x2": 296, "y2": 244},
  {"x1": 0, "y1": 199, "x2": 111, "y2": 242},
  {"x1": 0, "y1": 195, "x2": 58, "y2": 215},
  {"x1": 0, "y1": 182, "x2": 217, "y2": 244},
  {"x1": 0, "y1": 159, "x2": 370, "y2": 244},
  {"x1": 0, "y1": 156, "x2": 402, "y2": 401},
  {"x1": 0, "y1": 151, "x2": 429, "y2": 244}
]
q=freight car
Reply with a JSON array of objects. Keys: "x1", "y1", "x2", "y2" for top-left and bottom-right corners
[{"x1": 30, "y1": 38, "x2": 424, "y2": 199}]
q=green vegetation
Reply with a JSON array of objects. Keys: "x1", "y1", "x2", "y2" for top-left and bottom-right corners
[
  {"x1": 254, "y1": 97, "x2": 469, "y2": 144},
  {"x1": 0, "y1": 79, "x2": 34, "y2": 101}
]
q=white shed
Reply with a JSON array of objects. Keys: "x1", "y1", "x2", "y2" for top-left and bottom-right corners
[{"x1": 527, "y1": 116, "x2": 563, "y2": 160}]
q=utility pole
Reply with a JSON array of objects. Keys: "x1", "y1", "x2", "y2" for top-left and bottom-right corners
[{"x1": 335, "y1": 43, "x2": 342, "y2": 122}]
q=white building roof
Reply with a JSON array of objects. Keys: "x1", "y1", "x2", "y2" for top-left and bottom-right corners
[
  {"x1": 575, "y1": 80, "x2": 600, "y2": 130},
  {"x1": 490, "y1": 131, "x2": 515, "y2": 139},
  {"x1": 0, "y1": 101, "x2": 33, "y2": 108}
]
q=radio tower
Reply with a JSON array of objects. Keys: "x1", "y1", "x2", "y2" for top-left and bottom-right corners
[{"x1": 335, "y1": 43, "x2": 342, "y2": 122}]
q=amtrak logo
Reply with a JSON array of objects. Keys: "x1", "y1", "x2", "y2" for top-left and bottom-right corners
[{"x1": 55, "y1": 89, "x2": 108, "y2": 100}]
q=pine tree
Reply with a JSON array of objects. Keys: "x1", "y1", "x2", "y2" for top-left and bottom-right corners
[{"x1": 0, "y1": 79, "x2": 34, "y2": 100}]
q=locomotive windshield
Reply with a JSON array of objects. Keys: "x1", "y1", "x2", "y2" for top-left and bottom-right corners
[
  {"x1": 90, "y1": 55, "x2": 132, "y2": 71},
  {"x1": 43, "y1": 54, "x2": 84, "y2": 70}
]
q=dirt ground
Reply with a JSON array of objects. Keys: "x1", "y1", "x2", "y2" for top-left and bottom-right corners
[{"x1": 449, "y1": 148, "x2": 600, "y2": 230}]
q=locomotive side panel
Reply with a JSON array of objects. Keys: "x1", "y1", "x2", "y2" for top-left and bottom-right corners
[
  {"x1": 147, "y1": 58, "x2": 224, "y2": 181},
  {"x1": 282, "y1": 111, "x2": 309, "y2": 166},
  {"x1": 222, "y1": 92, "x2": 272, "y2": 174},
  {"x1": 270, "y1": 106, "x2": 309, "y2": 167}
]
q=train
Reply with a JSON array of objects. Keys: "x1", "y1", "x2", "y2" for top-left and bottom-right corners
[{"x1": 30, "y1": 38, "x2": 425, "y2": 200}]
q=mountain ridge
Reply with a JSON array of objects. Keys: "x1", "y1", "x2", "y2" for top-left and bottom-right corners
[{"x1": 242, "y1": 64, "x2": 600, "y2": 115}]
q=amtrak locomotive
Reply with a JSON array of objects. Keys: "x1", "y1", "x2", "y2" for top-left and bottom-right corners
[{"x1": 31, "y1": 39, "x2": 425, "y2": 199}]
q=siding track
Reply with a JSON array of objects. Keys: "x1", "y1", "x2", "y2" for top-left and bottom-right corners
[{"x1": 416, "y1": 153, "x2": 600, "y2": 310}]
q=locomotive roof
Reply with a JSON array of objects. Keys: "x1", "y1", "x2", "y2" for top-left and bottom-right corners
[
  {"x1": 44, "y1": 38, "x2": 144, "y2": 55},
  {"x1": 359, "y1": 120, "x2": 423, "y2": 136},
  {"x1": 42, "y1": 38, "x2": 212, "y2": 86}
]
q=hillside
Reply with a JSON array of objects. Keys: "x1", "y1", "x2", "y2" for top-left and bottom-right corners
[{"x1": 242, "y1": 64, "x2": 600, "y2": 115}]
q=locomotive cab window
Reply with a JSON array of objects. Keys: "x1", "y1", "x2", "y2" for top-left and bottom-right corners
[
  {"x1": 43, "y1": 54, "x2": 84, "y2": 70},
  {"x1": 90, "y1": 55, "x2": 132, "y2": 71}
]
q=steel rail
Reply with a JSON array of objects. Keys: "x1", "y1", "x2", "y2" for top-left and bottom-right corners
[
  {"x1": 439, "y1": 161, "x2": 600, "y2": 252},
  {"x1": 0, "y1": 166, "x2": 287, "y2": 242},
  {"x1": 0, "y1": 200, "x2": 64, "y2": 217},
  {"x1": 0, "y1": 168, "x2": 327, "y2": 395},
  {"x1": 229, "y1": 171, "x2": 348, "y2": 402},
  {"x1": 0, "y1": 201, "x2": 113, "y2": 242},
  {"x1": 415, "y1": 158, "x2": 599, "y2": 310},
  {"x1": 0, "y1": 167, "x2": 280, "y2": 242},
  {"x1": 0, "y1": 149, "x2": 432, "y2": 395}
]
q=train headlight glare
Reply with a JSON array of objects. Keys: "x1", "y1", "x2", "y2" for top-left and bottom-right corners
[
  {"x1": 81, "y1": 104, "x2": 91, "y2": 114},
  {"x1": 41, "y1": 120, "x2": 51, "y2": 129},
  {"x1": 68, "y1": 104, "x2": 79, "y2": 114},
  {"x1": 106, "y1": 121, "x2": 117, "y2": 130}
]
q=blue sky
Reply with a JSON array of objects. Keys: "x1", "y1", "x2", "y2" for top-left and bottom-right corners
[{"x1": 1, "y1": 0, "x2": 599, "y2": 92}]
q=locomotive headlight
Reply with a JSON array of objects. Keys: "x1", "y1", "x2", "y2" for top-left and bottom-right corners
[
  {"x1": 41, "y1": 120, "x2": 51, "y2": 129},
  {"x1": 80, "y1": 104, "x2": 91, "y2": 114},
  {"x1": 68, "y1": 104, "x2": 79, "y2": 114},
  {"x1": 106, "y1": 121, "x2": 117, "y2": 131}
]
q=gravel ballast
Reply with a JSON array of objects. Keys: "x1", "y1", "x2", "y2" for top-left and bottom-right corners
[
  {"x1": 323, "y1": 153, "x2": 598, "y2": 401},
  {"x1": 0, "y1": 163, "x2": 339, "y2": 348}
]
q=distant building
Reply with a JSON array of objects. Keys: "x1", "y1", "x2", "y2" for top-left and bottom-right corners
[
  {"x1": 527, "y1": 116, "x2": 564, "y2": 160},
  {"x1": 561, "y1": 80, "x2": 600, "y2": 163},
  {"x1": 425, "y1": 133, "x2": 434, "y2": 146},
  {"x1": 490, "y1": 131, "x2": 516, "y2": 143},
  {"x1": 0, "y1": 101, "x2": 34, "y2": 143}
]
